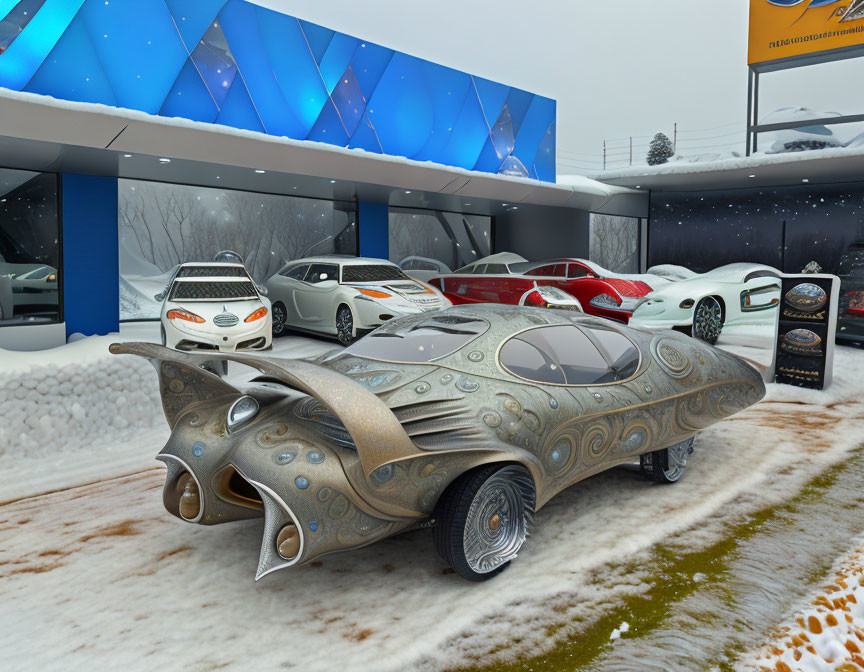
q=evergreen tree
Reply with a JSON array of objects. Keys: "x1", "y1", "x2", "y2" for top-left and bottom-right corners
[{"x1": 647, "y1": 132, "x2": 674, "y2": 165}]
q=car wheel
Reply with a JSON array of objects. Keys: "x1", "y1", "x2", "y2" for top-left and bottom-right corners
[
  {"x1": 692, "y1": 296, "x2": 723, "y2": 344},
  {"x1": 433, "y1": 464, "x2": 534, "y2": 581},
  {"x1": 641, "y1": 437, "x2": 693, "y2": 484},
  {"x1": 271, "y1": 302, "x2": 288, "y2": 337},
  {"x1": 335, "y1": 305, "x2": 355, "y2": 346}
]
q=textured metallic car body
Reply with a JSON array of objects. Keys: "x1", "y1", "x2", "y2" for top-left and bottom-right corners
[{"x1": 111, "y1": 304, "x2": 765, "y2": 578}]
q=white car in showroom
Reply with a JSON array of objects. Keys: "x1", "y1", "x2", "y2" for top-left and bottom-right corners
[
  {"x1": 265, "y1": 255, "x2": 451, "y2": 345},
  {"x1": 629, "y1": 262, "x2": 781, "y2": 344},
  {"x1": 156, "y1": 262, "x2": 272, "y2": 352}
]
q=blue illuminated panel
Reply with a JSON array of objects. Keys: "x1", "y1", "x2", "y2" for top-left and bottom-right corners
[{"x1": 0, "y1": 0, "x2": 556, "y2": 181}]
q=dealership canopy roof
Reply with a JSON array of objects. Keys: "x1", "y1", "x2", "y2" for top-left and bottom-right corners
[
  {"x1": 0, "y1": 89, "x2": 646, "y2": 218},
  {"x1": 597, "y1": 146, "x2": 864, "y2": 193}
]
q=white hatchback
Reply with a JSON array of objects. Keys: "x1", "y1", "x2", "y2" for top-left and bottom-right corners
[{"x1": 157, "y1": 262, "x2": 272, "y2": 353}]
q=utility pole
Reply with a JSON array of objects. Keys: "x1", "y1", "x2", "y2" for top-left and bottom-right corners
[
  {"x1": 629, "y1": 136, "x2": 633, "y2": 166},
  {"x1": 603, "y1": 141, "x2": 606, "y2": 171},
  {"x1": 673, "y1": 122, "x2": 677, "y2": 154}
]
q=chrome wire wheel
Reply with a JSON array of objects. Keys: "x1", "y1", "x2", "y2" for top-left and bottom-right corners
[
  {"x1": 692, "y1": 296, "x2": 723, "y2": 344},
  {"x1": 662, "y1": 441, "x2": 690, "y2": 482},
  {"x1": 434, "y1": 464, "x2": 534, "y2": 581},
  {"x1": 271, "y1": 302, "x2": 287, "y2": 336},
  {"x1": 335, "y1": 305, "x2": 354, "y2": 346},
  {"x1": 463, "y1": 467, "x2": 529, "y2": 574}
]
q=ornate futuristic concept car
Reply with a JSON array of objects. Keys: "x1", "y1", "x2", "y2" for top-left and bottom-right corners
[
  {"x1": 629, "y1": 263, "x2": 782, "y2": 344},
  {"x1": 111, "y1": 305, "x2": 765, "y2": 582},
  {"x1": 428, "y1": 253, "x2": 660, "y2": 323},
  {"x1": 265, "y1": 256, "x2": 450, "y2": 345}
]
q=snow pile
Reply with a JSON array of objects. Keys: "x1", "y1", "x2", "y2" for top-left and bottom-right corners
[
  {"x1": 646, "y1": 264, "x2": 698, "y2": 282},
  {"x1": 0, "y1": 336, "x2": 162, "y2": 459},
  {"x1": 741, "y1": 535, "x2": 864, "y2": 672},
  {"x1": 759, "y1": 106, "x2": 843, "y2": 154}
]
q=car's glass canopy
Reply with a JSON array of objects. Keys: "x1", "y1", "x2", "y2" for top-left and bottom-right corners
[
  {"x1": 339, "y1": 314, "x2": 489, "y2": 362},
  {"x1": 341, "y1": 264, "x2": 409, "y2": 283},
  {"x1": 499, "y1": 325, "x2": 640, "y2": 385}
]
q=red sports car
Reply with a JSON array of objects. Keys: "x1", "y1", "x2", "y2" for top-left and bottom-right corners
[{"x1": 428, "y1": 253, "x2": 658, "y2": 323}]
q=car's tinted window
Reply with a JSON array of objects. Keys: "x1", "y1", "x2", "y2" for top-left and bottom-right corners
[
  {"x1": 169, "y1": 281, "x2": 258, "y2": 301},
  {"x1": 304, "y1": 264, "x2": 338, "y2": 284},
  {"x1": 525, "y1": 264, "x2": 566, "y2": 278},
  {"x1": 341, "y1": 264, "x2": 408, "y2": 282},
  {"x1": 743, "y1": 270, "x2": 780, "y2": 282},
  {"x1": 485, "y1": 264, "x2": 508, "y2": 274},
  {"x1": 403, "y1": 259, "x2": 437, "y2": 271},
  {"x1": 281, "y1": 264, "x2": 309, "y2": 280},
  {"x1": 470, "y1": 264, "x2": 487, "y2": 274},
  {"x1": 568, "y1": 264, "x2": 591, "y2": 278},
  {"x1": 499, "y1": 325, "x2": 639, "y2": 385},
  {"x1": 340, "y1": 315, "x2": 489, "y2": 363},
  {"x1": 177, "y1": 265, "x2": 247, "y2": 278}
]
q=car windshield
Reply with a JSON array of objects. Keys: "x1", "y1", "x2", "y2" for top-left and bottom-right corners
[
  {"x1": 169, "y1": 280, "x2": 258, "y2": 301},
  {"x1": 341, "y1": 264, "x2": 409, "y2": 283},
  {"x1": 339, "y1": 314, "x2": 489, "y2": 362},
  {"x1": 177, "y1": 265, "x2": 248, "y2": 278}
]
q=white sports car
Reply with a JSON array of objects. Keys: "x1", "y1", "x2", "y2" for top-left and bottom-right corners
[
  {"x1": 157, "y1": 262, "x2": 272, "y2": 352},
  {"x1": 629, "y1": 262, "x2": 782, "y2": 344},
  {"x1": 265, "y1": 256, "x2": 451, "y2": 345}
]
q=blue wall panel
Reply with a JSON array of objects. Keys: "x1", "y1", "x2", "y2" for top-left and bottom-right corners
[
  {"x1": 357, "y1": 202, "x2": 389, "y2": 260},
  {"x1": 62, "y1": 174, "x2": 119, "y2": 337},
  {"x1": 0, "y1": 0, "x2": 556, "y2": 181}
]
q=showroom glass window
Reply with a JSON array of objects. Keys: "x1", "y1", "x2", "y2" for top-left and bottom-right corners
[
  {"x1": 0, "y1": 169, "x2": 61, "y2": 326},
  {"x1": 118, "y1": 179, "x2": 357, "y2": 320}
]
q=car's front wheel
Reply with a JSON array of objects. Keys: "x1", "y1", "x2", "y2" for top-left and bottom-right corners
[
  {"x1": 692, "y1": 296, "x2": 723, "y2": 344},
  {"x1": 433, "y1": 464, "x2": 534, "y2": 581},
  {"x1": 271, "y1": 302, "x2": 288, "y2": 337},
  {"x1": 641, "y1": 437, "x2": 693, "y2": 483},
  {"x1": 335, "y1": 304, "x2": 355, "y2": 346}
]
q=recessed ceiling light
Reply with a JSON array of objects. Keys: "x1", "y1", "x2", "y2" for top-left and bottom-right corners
[
  {"x1": 158, "y1": 157, "x2": 171, "y2": 164},
  {"x1": 502, "y1": 203, "x2": 508, "y2": 206},
  {"x1": 749, "y1": 174, "x2": 756, "y2": 178},
  {"x1": 123, "y1": 153, "x2": 132, "y2": 158},
  {"x1": 255, "y1": 169, "x2": 266, "y2": 174},
  {"x1": 635, "y1": 185, "x2": 641, "y2": 189},
  {"x1": 802, "y1": 178, "x2": 809, "y2": 183},
  {"x1": 405, "y1": 190, "x2": 412, "y2": 194},
  {"x1": 330, "y1": 180, "x2": 336, "y2": 184},
  {"x1": 465, "y1": 202, "x2": 471, "y2": 206}
]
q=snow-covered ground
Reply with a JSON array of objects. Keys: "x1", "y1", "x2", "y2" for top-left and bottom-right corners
[{"x1": 1, "y1": 328, "x2": 863, "y2": 671}]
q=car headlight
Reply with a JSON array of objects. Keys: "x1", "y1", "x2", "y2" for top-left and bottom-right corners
[
  {"x1": 356, "y1": 288, "x2": 392, "y2": 299},
  {"x1": 167, "y1": 308, "x2": 205, "y2": 323},
  {"x1": 227, "y1": 395, "x2": 259, "y2": 431},
  {"x1": 245, "y1": 307, "x2": 268, "y2": 322},
  {"x1": 589, "y1": 293, "x2": 619, "y2": 309},
  {"x1": 679, "y1": 299, "x2": 695, "y2": 309}
]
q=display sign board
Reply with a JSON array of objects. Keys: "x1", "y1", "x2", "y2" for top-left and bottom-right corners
[
  {"x1": 772, "y1": 274, "x2": 840, "y2": 390},
  {"x1": 749, "y1": 0, "x2": 864, "y2": 65}
]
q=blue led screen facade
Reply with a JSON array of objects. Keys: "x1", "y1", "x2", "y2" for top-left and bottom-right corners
[{"x1": 0, "y1": 0, "x2": 556, "y2": 182}]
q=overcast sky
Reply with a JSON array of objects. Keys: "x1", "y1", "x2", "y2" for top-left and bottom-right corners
[{"x1": 257, "y1": 0, "x2": 862, "y2": 174}]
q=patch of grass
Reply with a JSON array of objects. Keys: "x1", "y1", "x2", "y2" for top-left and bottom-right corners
[{"x1": 451, "y1": 446, "x2": 863, "y2": 672}]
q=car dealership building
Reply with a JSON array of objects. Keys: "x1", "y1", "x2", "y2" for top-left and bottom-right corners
[{"x1": 0, "y1": 0, "x2": 646, "y2": 350}]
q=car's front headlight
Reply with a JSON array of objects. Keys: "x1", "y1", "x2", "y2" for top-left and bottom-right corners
[{"x1": 227, "y1": 395, "x2": 259, "y2": 432}]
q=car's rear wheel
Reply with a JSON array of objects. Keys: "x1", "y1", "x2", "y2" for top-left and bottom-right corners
[
  {"x1": 692, "y1": 296, "x2": 723, "y2": 344},
  {"x1": 335, "y1": 304, "x2": 355, "y2": 346},
  {"x1": 271, "y1": 302, "x2": 288, "y2": 337},
  {"x1": 641, "y1": 437, "x2": 693, "y2": 483},
  {"x1": 433, "y1": 464, "x2": 534, "y2": 581}
]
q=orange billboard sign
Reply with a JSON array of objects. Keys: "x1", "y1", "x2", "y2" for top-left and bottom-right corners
[{"x1": 749, "y1": 0, "x2": 864, "y2": 64}]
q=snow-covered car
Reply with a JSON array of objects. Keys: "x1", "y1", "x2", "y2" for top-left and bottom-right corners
[
  {"x1": 265, "y1": 256, "x2": 451, "y2": 345},
  {"x1": 157, "y1": 262, "x2": 272, "y2": 353},
  {"x1": 110, "y1": 304, "x2": 765, "y2": 581},
  {"x1": 397, "y1": 256, "x2": 452, "y2": 282},
  {"x1": 630, "y1": 263, "x2": 782, "y2": 344}
]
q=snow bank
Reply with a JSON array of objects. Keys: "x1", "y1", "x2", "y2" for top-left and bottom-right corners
[{"x1": 0, "y1": 336, "x2": 162, "y2": 459}]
